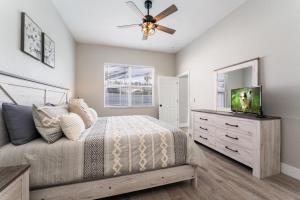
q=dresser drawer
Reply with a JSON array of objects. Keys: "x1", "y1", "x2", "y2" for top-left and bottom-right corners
[
  {"x1": 193, "y1": 121, "x2": 216, "y2": 136},
  {"x1": 194, "y1": 131, "x2": 216, "y2": 148},
  {"x1": 193, "y1": 112, "x2": 215, "y2": 125},
  {"x1": 215, "y1": 139, "x2": 252, "y2": 167},
  {"x1": 217, "y1": 117, "x2": 257, "y2": 135},
  {"x1": 215, "y1": 128, "x2": 253, "y2": 149}
]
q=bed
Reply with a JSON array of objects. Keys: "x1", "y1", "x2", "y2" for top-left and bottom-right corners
[{"x1": 0, "y1": 71, "x2": 205, "y2": 200}]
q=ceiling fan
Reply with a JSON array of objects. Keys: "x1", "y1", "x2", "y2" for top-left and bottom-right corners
[{"x1": 117, "y1": 0, "x2": 178, "y2": 40}]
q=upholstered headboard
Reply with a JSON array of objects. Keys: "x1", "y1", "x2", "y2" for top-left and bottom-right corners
[{"x1": 0, "y1": 70, "x2": 70, "y2": 147}]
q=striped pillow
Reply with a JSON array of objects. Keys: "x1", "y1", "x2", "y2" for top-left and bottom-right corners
[{"x1": 32, "y1": 104, "x2": 69, "y2": 143}]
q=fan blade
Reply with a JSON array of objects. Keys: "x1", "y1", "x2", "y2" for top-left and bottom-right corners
[
  {"x1": 142, "y1": 33, "x2": 148, "y2": 40},
  {"x1": 117, "y1": 24, "x2": 141, "y2": 29},
  {"x1": 156, "y1": 25, "x2": 176, "y2": 34},
  {"x1": 126, "y1": 1, "x2": 145, "y2": 19},
  {"x1": 154, "y1": 5, "x2": 178, "y2": 22}
]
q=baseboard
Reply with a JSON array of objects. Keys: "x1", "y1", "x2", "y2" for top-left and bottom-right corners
[
  {"x1": 281, "y1": 163, "x2": 300, "y2": 181},
  {"x1": 179, "y1": 123, "x2": 188, "y2": 127}
]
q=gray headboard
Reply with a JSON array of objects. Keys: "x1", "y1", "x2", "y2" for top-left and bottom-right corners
[{"x1": 0, "y1": 70, "x2": 70, "y2": 147}]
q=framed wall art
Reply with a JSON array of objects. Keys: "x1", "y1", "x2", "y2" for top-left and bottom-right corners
[
  {"x1": 42, "y1": 33, "x2": 55, "y2": 68},
  {"x1": 21, "y1": 12, "x2": 42, "y2": 60}
]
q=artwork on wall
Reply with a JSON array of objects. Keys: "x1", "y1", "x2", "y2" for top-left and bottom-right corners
[
  {"x1": 42, "y1": 33, "x2": 55, "y2": 68},
  {"x1": 21, "y1": 12, "x2": 42, "y2": 60},
  {"x1": 20, "y1": 12, "x2": 56, "y2": 68}
]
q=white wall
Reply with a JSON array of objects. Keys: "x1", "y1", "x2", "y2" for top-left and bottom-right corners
[
  {"x1": 0, "y1": 0, "x2": 75, "y2": 93},
  {"x1": 76, "y1": 44, "x2": 176, "y2": 118},
  {"x1": 179, "y1": 76, "x2": 188, "y2": 125},
  {"x1": 176, "y1": 0, "x2": 300, "y2": 170}
]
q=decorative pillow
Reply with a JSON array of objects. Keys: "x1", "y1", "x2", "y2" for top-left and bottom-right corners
[
  {"x1": 60, "y1": 113, "x2": 85, "y2": 141},
  {"x1": 0, "y1": 103, "x2": 10, "y2": 148},
  {"x1": 32, "y1": 104, "x2": 69, "y2": 143},
  {"x1": 89, "y1": 108, "x2": 98, "y2": 122},
  {"x1": 2, "y1": 103, "x2": 39, "y2": 145},
  {"x1": 68, "y1": 99, "x2": 94, "y2": 129}
]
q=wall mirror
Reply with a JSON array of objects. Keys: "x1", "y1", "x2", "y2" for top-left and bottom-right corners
[{"x1": 214, "y1": 59, "x2": 259, "y2": 112}]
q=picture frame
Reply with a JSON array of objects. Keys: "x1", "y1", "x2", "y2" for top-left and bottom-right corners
[
  {"x1": 21, "y1": 12, "x2": 42, "y2": 61},
  {"x1": 42, "y1": 33, "x2": 55, "y2": 68}
]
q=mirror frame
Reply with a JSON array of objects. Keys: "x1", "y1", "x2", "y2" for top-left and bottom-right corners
[{"x1": 213, "y1": 58, "x2": 259, "y2": 112}]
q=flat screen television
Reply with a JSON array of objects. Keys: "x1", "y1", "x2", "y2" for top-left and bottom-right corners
[{"x1": 231, "y1": 86, "x2": 262, "y2": 115}]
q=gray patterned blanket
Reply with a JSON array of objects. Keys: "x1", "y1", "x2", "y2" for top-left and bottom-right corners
[
  {"x1": 84, "y1": 115, "x2": 186, "y2": 179},
  {"x1": 0, "y1": 115, "x2": 190, "y2": 189}
]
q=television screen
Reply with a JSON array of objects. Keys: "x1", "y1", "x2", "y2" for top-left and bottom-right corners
[{"x1": 231, "y1": 86, "x2": 261, "y2": 114}]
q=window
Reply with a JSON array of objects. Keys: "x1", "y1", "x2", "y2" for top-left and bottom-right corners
[{"x1": 104, "y1": 63, "x2": 154, "y2": 107}]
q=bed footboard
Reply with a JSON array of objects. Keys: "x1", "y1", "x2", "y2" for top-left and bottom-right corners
[{"x1": 30, "y1": 165, "x2": 197, "y2": 200}]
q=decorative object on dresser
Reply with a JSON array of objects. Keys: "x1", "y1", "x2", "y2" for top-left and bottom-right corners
[
  {"x1": 21, "y1": 12, "x2": 42, "y2": 61},
  {"x1": 192, "y1": 109, "x2": 281, "y2": 179},
  {"x1": 0, "y1": 165, "x2": 30, "y2": 200},
  {"x1": 42, "y1": 32, "x2": 55, "y2": 68}
]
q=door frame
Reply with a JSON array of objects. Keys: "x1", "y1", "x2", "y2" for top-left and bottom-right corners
[
  {"x1": 158, "y1": 76, "x2": 179, "y2": 127},
  {"x1": 177, "y1": 71, "x2": 190, "y2": 128}
]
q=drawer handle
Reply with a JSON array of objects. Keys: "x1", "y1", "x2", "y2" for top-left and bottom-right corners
[
  {"x1": 225, "y1": 134, "x2": 239, "y2": 140},
  {"x1": 199, "y1": 126, "x2": 208, "y2": 131},
  {"x1": 199, "y1": 117, "x2": 208, "y2": 121},
  {"x1": 225, "y1": 146, "x2": 239, "y2": 153},
  {"x1": 199, "y1": 135, "x2": 208, "y2": 140},
  {"x1": 225, "y1": 123, "x2": 239, "y2": 128}
]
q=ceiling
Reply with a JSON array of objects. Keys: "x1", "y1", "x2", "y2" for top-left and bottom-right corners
[{"x1": 51, "y1": 0, "x2": 247, "y2": 53}]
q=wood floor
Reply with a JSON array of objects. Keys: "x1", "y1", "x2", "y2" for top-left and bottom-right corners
[{"x1": 103, "y1": 142, "x2": 300, "y2": 200}]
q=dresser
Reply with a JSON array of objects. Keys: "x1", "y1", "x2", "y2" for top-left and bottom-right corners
[
  {"x1": 0, "y1": 165, "x2": 30, "y2": 200},
  {"x1": 192, "y1": 109, "x2": 281, "y2": 179}
]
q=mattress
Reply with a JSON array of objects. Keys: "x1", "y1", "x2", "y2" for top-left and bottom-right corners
[{"x1": 0, "y1": 115, "x2": 189, "y2": 189}]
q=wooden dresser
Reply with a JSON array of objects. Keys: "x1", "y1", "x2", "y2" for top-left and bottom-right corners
[
  {"x1": 192, "y1": 109, "x2": 281, "y2": 179},
  {"x1": 0, "y1": 165, "x2": 30, "y2": 200}
]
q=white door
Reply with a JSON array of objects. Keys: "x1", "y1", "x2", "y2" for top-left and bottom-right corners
[{"x1": 158, "y1": 76, "x2": 179, "y2": 127}]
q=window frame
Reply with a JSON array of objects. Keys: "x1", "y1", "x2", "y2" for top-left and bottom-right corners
[{"x1": 104, "y1": 63, "x2": 155, "y2": 108}]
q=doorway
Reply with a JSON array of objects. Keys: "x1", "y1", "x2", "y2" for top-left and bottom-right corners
[{"x1": 178, "y1": 72, "x2": 189, "y2": 128}]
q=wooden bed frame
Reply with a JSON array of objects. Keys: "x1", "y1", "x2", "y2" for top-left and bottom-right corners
[
  {"x1": 0, "y1": 71, "x2": 198, "y2": 200},
  {"x1": 30, "y1": 165, "x2": 197, "y2": 200}
]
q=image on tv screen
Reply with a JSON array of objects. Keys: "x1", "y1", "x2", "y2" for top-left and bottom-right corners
[{"x1": 231, "y1": 87, "x2": 261, "y2": 114}]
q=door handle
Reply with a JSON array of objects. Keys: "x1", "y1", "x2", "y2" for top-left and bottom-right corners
[{"x1": 159, "y1": 104, "x2": 162, "y2": 107}]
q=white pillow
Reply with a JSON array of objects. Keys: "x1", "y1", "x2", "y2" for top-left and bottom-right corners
[
  {"x1": 89, "y1": 108, "x2": 98, "y2": 121},
  {"x1": 60, "y1": 113, "x2": 85, "y2": 141},
  {"x1": 69, "y1": 99, "x2": 94, "y2": 129}
]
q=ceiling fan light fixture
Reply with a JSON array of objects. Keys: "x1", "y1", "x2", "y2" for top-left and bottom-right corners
[
  {"x1": 119, "y1": 1, "x2": 178, "y2": 40},
  {"x1": 142, "y1": 22, "x2": 155, "y2": 36}
]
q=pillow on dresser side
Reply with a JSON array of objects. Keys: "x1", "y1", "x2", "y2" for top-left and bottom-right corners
[
  {"x1": 2, "y1": 103, "x2": 39, "y2": 145},
  {"x1": 32, "y1": 104, "x2": 69, "y2": 143}
]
